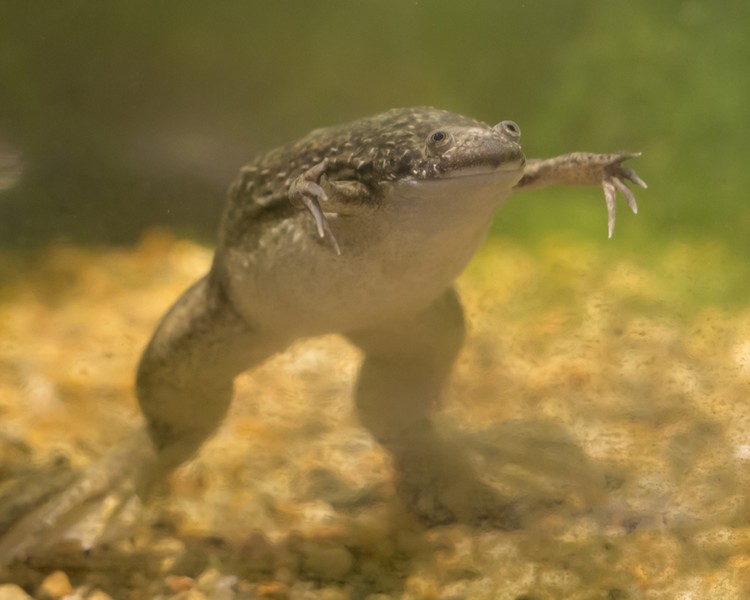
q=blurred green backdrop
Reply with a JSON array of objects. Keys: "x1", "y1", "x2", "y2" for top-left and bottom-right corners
[{"x1": 0, "y1": 1, "x2": 747, "y2": 256}]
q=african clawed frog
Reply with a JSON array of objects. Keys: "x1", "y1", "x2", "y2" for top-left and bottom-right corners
[{"x1": 0, "y1": 107, "x2": 646, "y2": 562}]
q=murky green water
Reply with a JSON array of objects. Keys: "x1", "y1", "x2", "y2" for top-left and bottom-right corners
[{"x1": 0, "y1": 2, "x2": 748, "y2": 598}]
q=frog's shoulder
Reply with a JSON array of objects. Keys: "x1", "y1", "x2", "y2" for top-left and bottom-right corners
[{"x1": 228, "y1": 146, "x2": 299, "y2": 209}]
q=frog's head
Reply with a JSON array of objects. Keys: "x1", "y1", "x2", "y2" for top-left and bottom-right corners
[
  {"x1": 299, "y1": 107, "x2": 524, "y2": 191},
  {"x1": 369, "y1": 107, "x2": 525, "y2": 183},
  {"x1": 343, "y1": 108, "x2": 527, "y2": 230}
]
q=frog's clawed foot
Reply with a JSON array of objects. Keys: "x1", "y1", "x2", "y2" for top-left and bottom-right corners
[
  {"x1": 600, "y1": 152, "x2": 648, "y2": 238},
  {"x1": 289, "y1": 159, "x2": 342, "y2": 255},
  {"x1": 396, "y1": 475, "x2": 522, "y2": 531}
]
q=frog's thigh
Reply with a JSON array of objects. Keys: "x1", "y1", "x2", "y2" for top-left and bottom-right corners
[
  {"x1": 136, "y1": 275, "x2": 288, "y2": 470},
  {"x1": 345, "y1": 287, "x2": 465, "y2": 452}
]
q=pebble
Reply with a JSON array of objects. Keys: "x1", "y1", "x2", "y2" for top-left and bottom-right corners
[
  {"x1": 273, "y1": 566, "x2": 295, "y2": 585},
  {"x1": 165, "y1": 575, "x2": 195, "y2": 593},
  {"x1": 165, "y1": 590, "x2": 208, "y2": 600},
  {"x1": 36, "y1": 571, "x2": 73, "y2": 599},
  {"x1": 300, "y1": 543, "x2": 354, "y2": 580},
  {"x1": 404, "y1": 574, "x2": 440, "y2": 599},
  {"x1": 694, "y1": 526, "x2": 750, "y2": 556},
  {"x1": 315, "y1": 586, "x2": 351, "y2": 600},
  {"x1": 196, "y1": 568, "x2": 237, "y2": 600},
  {"x1": 240, "y1": 530, "x2": 276, "y2": 572},
  {"x1": 255, "y1": 581, "x2": 290, "y2": 599},
  {"x1": 0, "y1": 583, "x2": 33, "y2": 600}
]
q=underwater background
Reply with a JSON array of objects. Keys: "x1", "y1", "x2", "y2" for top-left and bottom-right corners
[{"x1": 1, "y1": 1, "x2": 749, "y2": 598}]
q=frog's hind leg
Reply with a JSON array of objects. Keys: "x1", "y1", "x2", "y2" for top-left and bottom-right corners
[
  {"x1": 0, "y1": 273, "x2": 287, "y2": 566},
  {"x1": 136, "y1": 270, "x2": 289, "y2": 476},
  {"x1": 346, "y1": 288, "x2": 519, "y2": 530}
]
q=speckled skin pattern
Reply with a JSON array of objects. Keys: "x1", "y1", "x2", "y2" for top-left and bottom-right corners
[
  {"x1": 220, "y1": 107, "x2": 523, "y2": 252},
  {"x1": 236, "y1": 107, "x2": 514, "y2": 191}
]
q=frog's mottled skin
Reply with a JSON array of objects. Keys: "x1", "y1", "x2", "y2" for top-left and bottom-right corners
[{"x1": 0, "y1": 107, "x2": 645, "y2": 563}]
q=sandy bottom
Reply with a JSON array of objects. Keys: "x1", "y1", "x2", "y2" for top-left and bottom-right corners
[{"x1": 1, "y1": 231, "x2": 750, "y2": 599}]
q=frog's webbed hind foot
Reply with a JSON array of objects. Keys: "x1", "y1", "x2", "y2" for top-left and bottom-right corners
[
  {"x1": 395, "y1": 456, "x2": 522, "y2": 531},
  {"x1": 0, "y1": 429, "x2": 157, "y2": 567}
]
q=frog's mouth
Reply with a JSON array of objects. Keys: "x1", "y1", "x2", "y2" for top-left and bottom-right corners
[
  {"x1": 431, "y1": 139, "x2": 526, "y2": 180},
  {"x1": 394, "y1": 158, "x2": 524, "y2": 202},
  {"x1": 439, "y1": 157, "x2": 525, "y2": 180}
]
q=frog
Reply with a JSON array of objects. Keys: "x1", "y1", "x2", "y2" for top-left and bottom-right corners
[{"x1": 0, "y1": 107, "x2": 646, "y2": 564}]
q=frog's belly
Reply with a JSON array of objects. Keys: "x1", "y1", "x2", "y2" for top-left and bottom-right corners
[{"x1": 225, "y1": 173, "x2": 517, "y2": 335}]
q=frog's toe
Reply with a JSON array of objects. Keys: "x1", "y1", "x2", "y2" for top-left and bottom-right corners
[
  {"x1": 397, "y1": 477, "x2": 522, "y2": 531},
  {"x1": 288, "y1": 159, "x2": 342, "y2": 255},
  {"x1": 620, "y1": 165, "x2": 648, "y2": 190},
  {"x1": 0, "y1": 473, "x2": 140, "y2": 566},
  {"x1": 602, "y1": 153, "x2": 647, "y2": 238},
  {"x1": 0, "y1": 431, "x2": 155, "y2": 566}
]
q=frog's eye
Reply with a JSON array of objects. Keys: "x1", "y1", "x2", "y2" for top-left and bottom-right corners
[
  {"x1": 496, "y1": 120, "x2": 521, "y2": 141},
  {"x1": 426, "y1": 130, "x2": 453, "y2": 152}
]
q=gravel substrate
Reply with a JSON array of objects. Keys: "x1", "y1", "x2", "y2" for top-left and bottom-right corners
[{"x1": 1, "y1": 232, "x2": 749, "y2": 599}]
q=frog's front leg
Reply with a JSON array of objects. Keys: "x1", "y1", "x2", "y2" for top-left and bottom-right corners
[
  {"x1": 347, "y1": 289, "x2": 518, "y2": 529},
  {"x1": 289, "y1": 160, "x2": 374, "y2": 255},
  {"x1": 515, "y1": 152, "x2": 647, "y2": 237},
  {"x1": 289, "y1": 160, "x2": 342, "y2": 255}
]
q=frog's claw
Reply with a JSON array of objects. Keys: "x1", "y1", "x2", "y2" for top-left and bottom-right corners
[
  {"x1": 289, "y1": 159, "x2": 342, "y2": 255},
  {"x1": 601, "y1": 152, "x2": 647, "y2": 238}
]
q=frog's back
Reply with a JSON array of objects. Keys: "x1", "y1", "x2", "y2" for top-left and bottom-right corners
[{"x1": 230, "y1": 107, "x2": 487, "y2": 202}]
